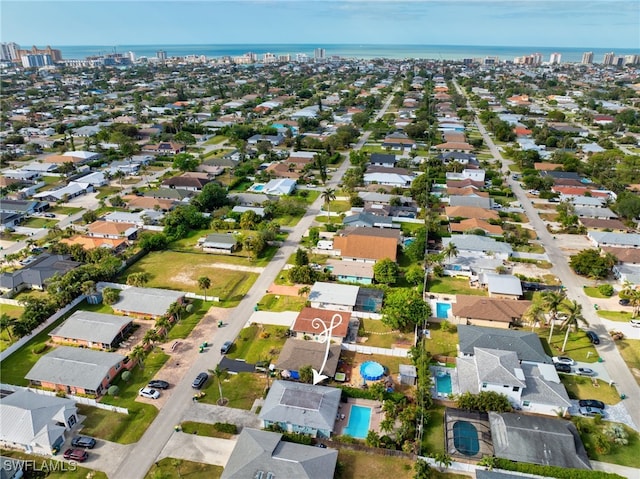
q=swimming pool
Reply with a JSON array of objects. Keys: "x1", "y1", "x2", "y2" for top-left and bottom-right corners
[
  {"x1": 436, "y1": 302, "x2": 451, "y2": 319},
  {"x1": 342, "y1": 405, "x2": 372, "y2": 439},
  {"x1": 452, "y1": 421, "x2": 480, "y2": 456},
  {"x1": 435, "y1": 372, "x2": 452, "y2": 395},
  {"x1": 252, "y1": 184, "x2": 265, "y2": 191}
]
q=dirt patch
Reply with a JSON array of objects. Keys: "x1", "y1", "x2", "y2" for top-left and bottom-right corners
[{"x1": 172, "y1": 272, "x2": 197, "y2": 287}]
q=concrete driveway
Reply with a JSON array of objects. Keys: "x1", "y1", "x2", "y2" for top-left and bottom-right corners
[
  {"x1": 158, "y1": 431, "x2": 235, "y2": 466},
  {"x1": 61, "y1": 434, "x2": 133, "y2": 477}
]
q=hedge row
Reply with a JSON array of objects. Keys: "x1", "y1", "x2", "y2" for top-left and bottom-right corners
[{"x1": 494, "y1": 459, "x2": 624, "y2": 479}]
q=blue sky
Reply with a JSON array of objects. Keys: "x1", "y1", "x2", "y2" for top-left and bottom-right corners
[{"x1": 1, "y1": 1, "x2": 638, "y2": 48}]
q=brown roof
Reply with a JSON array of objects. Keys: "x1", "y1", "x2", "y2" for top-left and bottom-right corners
[
  {"x1": 383, "y1": 137, "x2": 416, "y2": 145},
  {"x1": 87, "y1": 221, "x2": 137, "y2": 236},
  {"x1": 60, "y1": 235, "x2": 128, "y2": 250},
  {"x1": 265, "y1": 163, "x2": 302, "y2": 179},
  {"x1": 332, "y1": 227, "x2": 400, "y2": 262},
  {"x1": 445, "y1": 206, "x2": 499, "y2": 221},
  {"x1": 443, "y1": 131, "x2": 466, "y2": 143},
  {"x1": 122, "y1": 195, "x2": 176, "y2": 211},
  {"x1": 162, "y1": 174, "x2": 212, "y2": 189},
  {"x1": 43, "y1": 154, "x2": 84, "y2": 164},
  {"x1": 452, "y1": 295, "x2": 531, "y2": 323},
  {"x1": 446, "y1": 187, "x2": 489, "y2": 197},
  {"x1": 534, "y1": 162, "x2": 564, "y2": 171},
  {"x1": 0, "y1": 177, "x2": 22, "y2": 187},
  {"x1": 275, "y1": 339, "x2": 341, "y2": 377},
  {"x1": 435, "y1": 142, "x2": 474, "y2": 151},
  {"x1": 292, "y1": 307, "x2": 351, "y2": 337},
  {"x1": 602, "y1": 247, "x2": 640, "y2": 264},
  {"x1": 446, "y1": 179, "x2": 485, "y2": 189},
  {"x1": 579, "y1": 218, "x2": 631, "y2": 232},
  {"x1": 450, "y1": 218, "x2": 504, "y2": 235}
]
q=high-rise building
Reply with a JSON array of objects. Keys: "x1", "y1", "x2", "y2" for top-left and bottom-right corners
[
  {"x1": 296, "y1": 53, "x2": 310, "y2": 63},
  {"x1": 624, "y1": 54, "x2": 640, "y2": 65},
  {"x1": 156, "y1": 50, "x2": 167, "y2": 61},
  {"x1": 278, "y1": 54, "x2": 291, "y2": 62},
  {"x1": 0, "y1": 42, "x2": 20, "y2": 61},
  {"x1": 127, "y1": 51, "x2": 136, "y2": 63},
  {"x1": 262, "y1": 52, "x2": 277, "y2": 64},
  {"x1": 602, "y1": 52, "x2": 615, "y2": 65},
  {"x1": 314, "y1": 48, "x2": 326, "y2": 60},
  {"x1": 21, "y1": 54, "x2": 53, "y2": 68},
  {"x1": 581, "y1": 51, "x2": 594, "y2": 64},
  {"x1": 16, "y1": 45, "x2": 61, "y2": 62},
  {"x1": 549, "y1": 52, "x2": 562, "y2": 64}
]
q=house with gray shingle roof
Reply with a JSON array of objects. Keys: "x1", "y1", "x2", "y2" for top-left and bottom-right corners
[
  {"x1": 589, "y1": 231, "x2": 640, "y2": 248},
  {"x1": 200, "y1": 233, "x2": 238, "y2": 254},
  {"x1": 259, "y1": 381, "x2": 341, "y2": 438},
  {"x1": 221, "y1": 428, "x2": 338, "y2": 479},
  {"x1": 110, "y1": 286, "x2": 185, "y2": 319},
  {"x1": 458, "y1": 325, "x2": 551, "y2": 364},
  {"x1": 0, "y1": 389, "x2": 78, "y2": 455},
  {"x1": 0, "y1": 254, "x2": 80, "y2": 293},
  {"x1": 26, "y1": 346, "x2": 128, "y2": 396},
  {"x1": 443, "y1": 235, "x2": 513, "y2": 260},
  {"x1": 49, "y1": 311, "x2": 133, "y2": 350}
]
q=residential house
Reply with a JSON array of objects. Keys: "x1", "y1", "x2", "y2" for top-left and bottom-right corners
[
  {"x1": 103, "y1": 210, "x2": 161, "y2": 227},
  {"x1": 142, "y1": 141, "x2": 185, "y2": 155},
  {"x1": 578, "y1": 218, "x2": 630, "y2": 232},
  {"x1": 451, "y1": 295, "x2": 532, "y2": 329},
  {"x1": 231, "y1": 205, "x2": 265, "y2": 217},
  {"x1": 442, "y1": 235, "x2": 513, "y2": 260},
  {"x1": 110, "y1": 286, "x2": 185, "y2": 319},
  {"x1": 448, "y1": 196, "x2": 493, "y2": 209},
  {"x1": 33, "y1": 182, "x2": 92, "y2": 202},
  {"x1": 221, "y1": 428, "x2": 337, "y2": 479},
  {"x1": 262, "y1": 178, "x2": 296, "y2": 196},
  {"x1": 589, "y1": 231, "x2": 640, "y2": 248},
  {"x1": 259, "y1": 381, "x2": 341, "y2": 438},
  {"x1": 247, "y1": 134, "x2": 285, "y2": 146},
  {"x1": 458, "y1": 325, "x2": 551, "y2": 363},
  {"x1": 0, "y1": 200, "x2": 48, "y2": 215},
  {"x1": 144, "y1": 188, "x2": 196, "y2": 202},
  {"x1": 439, "y1": 152, "x2": 477, "y2": 165},
  {"x1": 445, "y1": 206, "x2": 499, "y2": 221},
  {"x1": 332, "y1": 227, "x2": 400, "y2": 263},
  {"x1": 326, "y1": 258, "x2": 374, "y2": 284},
  {"x1": 574, "y1": 206, "x2": 618, "y2": 220},
  {"x1": 229, "y1": 192, "x2": 270, "y2": 206},
  {"x1": 123, "y1": 195, "x2": 176, "y2": 212},
  {"x1": 275, "y1": 339, "x2": 342, "y2": 379},
  {"x1": 446, "y1": 169, "x2": 485, "y2": 183},
  {"x1": 162, "y1": 172, "x2": 212, "y2": 191},
  {"x1": 0, "y1": 254, "x2": 80, "y2": 293},
  {"x1": 308, "y1": 282, "x2": 360, "y2": 312},
  {"x1": 42, "y1": 154, "x2": 89, "y2": 166},
  {"x1": 25, "y1": 346, "x2": 129, "y2": 396},
  {"x1": 489, "y1": 412, "x2": 591, "y2": 469},
  {"x1": 49, "y1": 311, "x2": 133, "y2": 350},
  {"x1": 363, "y1": 169, "x2": 414, "y2": 187},
  {"x1": 73, "y1": 171, "x2": 108, "y2": 188},
  {"x1": 86, "y1": 221, "x2": 138, "y2": 240},
  {"x1": 382, "y1": 133, "x2": 416, "y2": 151},
  {"x1": 480, "y1": 273, "x2": 523, "y2": 299},
  {"x1": 200, "y1": 233, "x2": 238, "y2": 254},
  {"x1": 291, "y1": 307, "x2": 352, "y2": 343},
  {"x1": 434, "y1": 141, "x2": 474, "y2": 152},
  {"x1": 0, "y1": 389, "x2": 78, "y2": 455},
  {"x1": 533, "y1": 162, "x2": 564, "y2": 171},
  {"x1": 59, "y1": 235, "x2": 128, "y2": 252},
  {"x1": 369, "y1": 153, "x2": 397, "y2": 168},
  {"x1": 342, "y1": 212, "x2": 395, "y2": 229},
  {"x1": 449, "y1": 218, "x2": 503, "y2": 237},
  {"x1": 0, "y1": 212, "x2": 22, "y2": 231}
]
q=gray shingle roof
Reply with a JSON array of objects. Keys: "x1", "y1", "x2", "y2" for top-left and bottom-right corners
[
  {"x1": 443, "y1": 235, "x2": 513, "y2": 255},
  {"x1": 458, "y1": 325, "x2": 551, "y2": 364},
  {"x1": 259, "y1": 381, "x2": 341, "y2": 433},
  {"x1": 449, "y1": 196, "x2": 492, "y2": 209},
  {"x1": 25, "y1": 346, "x2": 126, "y2": 391},
  {"x1": 520, "y1": 363, "x2": 571, "y2": 408},
  {"x1": 483, "y1": 273, "x2": 523, "y2": 296},
  {"x1": 50, "y1": 311, "x2": 132, "y2": 345},
  {"x1": 112, "y1": 286, "x2": 184, "y2": 317},
  {"x1": 474, "y1": 348, "x2": 526, "y2": 388},
  {"x1": 489, "y1": 412, "x2": 591, "y2": 469},
  {"x1": 275, "y1": 339, "x2": 341, "y2": 377},
  {"x1": 221, "y1": 428, "x2": 338, "y2": 479},
  {"x1": 0, "y1": 254, "x2": 80, "y2": 290}
]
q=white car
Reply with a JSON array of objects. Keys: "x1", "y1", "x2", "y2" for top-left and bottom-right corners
[
  {"x1": 139, "y1": 387, "x2": 160, "y2": 399},
  {"x1": 552, "y1": 356, "x2": 576, "y2": 366},
  {"x1": 630, "y1": 319, "x2": 640, "y2": 328}
]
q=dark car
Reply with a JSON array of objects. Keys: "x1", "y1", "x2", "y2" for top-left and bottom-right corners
[
  {"x1": 586, "y1": 331, "x2": 600, "y2": 345},
  {"x1": 577, "y1": 367, "x2": 596, "y2": 377},
  {"x1": 71, "y1": 436, "x2": 96, "y2": 449},
  {"x1": 220, "y1": 341, "x2": 233, "y2": 354},
  {"x1": 148, "y1": 379, "x2": 170, "y2": 390},
  {"x1": 554, "y1": 363, "x2": 572, "y2": 373},
  {"x1": 578, "y1": 399, "x2": 605, "y2": 410},
  {"x1": 63, "y1": 448, "x2": 88, "y2": 462},
  {"x1": 619, "y1": 298, "x2": 630, "y2": 306},
  {"x1": 192, "y1": 372, "x2": 208, "y2": 389}
]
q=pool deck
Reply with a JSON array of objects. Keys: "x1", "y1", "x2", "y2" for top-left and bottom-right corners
[
  {"x1": 335, "y1": 398, "x2": 383, "y2": 438},
  {"x1": 430, "y1": 365, "x2": 460, "y2": 399}
]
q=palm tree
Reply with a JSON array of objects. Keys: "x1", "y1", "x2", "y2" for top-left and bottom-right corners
[
  {"x1": 168, "y1": 302, "x2": 184, "y2": 322},
  {"x1": 433, "y1": 452, "x2": 452, "y2": 472},
  {"x1": 142, "y1": 329, "x2": 158, "y2": 349},
  {"x1": 560, "y1": 300, "x2": 588, "y2": 352},
  {"x1": 623, "y1": 288, "x2": 640, "y2": 319},
  {"x1": 441, "y1": 242, "x2": 458, "y2": 263},
  {"x1": 321, "y1": 187, "x2": 336, "y2": 224},
  {"x1": 198, "y1": 276, "x2": 211, "y2": 301},
  {"x1": 155, "y1": 316, "x2": 171, "y2": 337},
  {"x1": 0, "y1": 313, "x2": 15, "y2": 342},
  {"x1": 298, "y1": 285, "x2": 311, "y2": 297},
  {"x1": 208, "y1": 366, "x2": 228, "y2": 406},
  {"x1": 130, "y1": 345, "x2": 146, "y2": 369},
  {"x1": 523, "y1": 303, "x2": 546, "y2": 330},
  {"x1": 541, "y1": 289, "x2": 567, "y2": 343}
]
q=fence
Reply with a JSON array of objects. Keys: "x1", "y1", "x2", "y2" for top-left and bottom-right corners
[
  {"x1": 185, "y1": 292, "x2": 220, "y2": 302},
  {"x1": 341, "y1": 343, "x2": 409, "y2": 357},
  {"x1": 351, "y1": 311, "x2": 382, "y2": 320},
  {"x1": 0, "y1": 383, "x2": 128, "y2": 414},
  {"x1": 0, "y1": 295, "x2": 85, "y2": 362},
  {"x1": 321, "y1": 439, "x2": 416, "y2": 459},
  {"x1": 0, "y1": 297, "x2": 21, "y2": 306}
]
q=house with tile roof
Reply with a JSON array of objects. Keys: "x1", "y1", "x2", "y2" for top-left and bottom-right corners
[
  {"x1": 142, "y1": 141, "x2": 185, "y2": 155},
  {"x1": 86, "y1": 221, "x2": 139, "y2": 240},
  {"x1": 59, "y1": 235, "x2": 128, "y2": 252},
  {"x1": 445, "y1": 206, "x2": 499, "y2": 221},
  {"x1": 449, "y1": 218, "x2": 503, "y2": 237},
  {"x1": 291, "y1": 307, "x2": 351, "y2": 342},
  {"x1": 331, "y1": 227, "x2": 400, "y2": 263},
  {"x1": 162, "y1": 172, "x2": 213, "y2": 191},
  {"x1": 452, "y1": 295, "x2": 531, "y2": 329}
]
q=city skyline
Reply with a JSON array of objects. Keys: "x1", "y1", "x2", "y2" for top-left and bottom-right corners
[{"x1": 1, "y1": 1, "x2": 638, "y2": 49}]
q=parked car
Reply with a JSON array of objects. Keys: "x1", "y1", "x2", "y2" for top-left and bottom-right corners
[
  {"x1": 63, "y1": 448, "x2": 88, "y2": 462},
  {"x1": 220, "y1": 341, "x2": 233, "y2": 354},
  {"x1": 192, "y1": 372, "x2": 208, "y2": 389},
  {"x1": 619, "y1": 298, "x2": 630, "y2": 306},
  {"x1": 148, "y1": 380, "x2": 170, "y2": 390},
  {"x1": 586, "y1": 331, "x2": 600, "y2": 344},
  {"x1": 631, "y1": 319, "x2": 640, "y2": 328},
  {"x1": 139, "y1": 387, "x2": 160, "y2": 399},
  {"x1": 577, "y1": 367, "x2": 596, "y2": 376},
  {"x1": 71, "y1": 436, "x2": 96, "y2": 449},
  {"x1": 578, "y1": 399, "x2": 605, "y2": 410},
  {"x1": 552, "y1": 356, "x2": 575, "y2": 366},
  {"x1": 554, "y1": 363, "x2": 572, "y2": 373},
  {"x1": 43, "y1": 213, "x2": 55, "y2": 218},
  {"x1": 579, "y1": 406, "x2": 605, "y2": 417}
]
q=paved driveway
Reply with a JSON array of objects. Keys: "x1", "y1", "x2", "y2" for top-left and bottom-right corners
[
  {"x1": 62, "y1": 433, "x2": 133, "y2": 478},
  {"x1": 158, "y1": 431, "x2": 235, "y2": 466}
]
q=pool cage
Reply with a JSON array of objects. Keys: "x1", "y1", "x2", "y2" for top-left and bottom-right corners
[{"x1": 444, "y1": 408, "x2": 494, "y2": 460}]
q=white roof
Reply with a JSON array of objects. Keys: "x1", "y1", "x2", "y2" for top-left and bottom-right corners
[
  {"x1": 484, "y1": 273, "x2": 523, "y2": 296},
  {"x1": 63, "y1": 150, "x2": 99, "y2": 160},
  {"x1": 264, "y1": 178, "x2": 296, "y2": 195},
  {"x1": 33, "y1": 182, "x2": 86, "y2": 200},
  {"x1": 308, "y1": 282, "x2": 359, "y2": 307},
  {"x1": 363, "y1": 172, "x2": 414, "y2": 185}
]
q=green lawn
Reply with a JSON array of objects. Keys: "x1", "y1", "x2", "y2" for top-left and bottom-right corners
[
  {"x1": 324, "y1": 200, "x2": 351, "y2": 213},
  {"x1": 598, "y1": 310, "x2": 633, "y2": 322},
  {"x1": 428, "y1": 277, "x2": 487, "y2": 297},
  {"x1": 227, "y1": 324, "x2": 288, "y2": 363},
  {"x1": 615, "y1": 339, "x2": 640, "y2": 386},
  {"x1": 180, "y1": 421, "x2": 236, "y2": 439},
  {"x1": 574, "y1": 419, "x2": 640, "y2": 469},
  {"x1": 145, "y1": 457, "x2": 223, "y2": 479},
  {"x1": 359, "y1": 318, "x2": 412, "y2": 349},
  {"x1": 425, "y1": 322, "x2": 459, "y2": 358},
  {"x1": 421, "y1": 405, "x2": 446, "y2": 455},
  {"x1": 166, "y1": 299, "x2": 214, "y2": 340},
  {"x1": 199, "y1": 371, "x2": 268, "y2": 410},
  {"x1": 561, "y1": 375, "x2": 621, "y2": 405},
  {"x1": 204, "y1": 135, "x2": 228, "y2": 145},
  {"x1": 0, "y1": 449, "x2": 108, "y2": 479},
  {"x1": 257, "y1": 293, "x2": 306, "y2": 312},
  {"x1": 119, "y1": 251, "x2": 259, "y2": 307},
  {"x1": 96, "y1": 186, "x2": 124, "y2": 199},
  {"x1": 0, "y1": 304, "x2": 24, "y2": 351},
  {"x1": 21, "y1": 217, "x2": 59, "y2": 228},
  {"x1": 583, "y1": 287, "x2": 611, "y2": 299},
  {"x1": 536, "y1": 326, "x2": 599, "y2": 363}
]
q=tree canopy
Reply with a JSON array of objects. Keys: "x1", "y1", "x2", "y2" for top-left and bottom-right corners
[
  {"x1": 569, "y1": 249, "x2": 616, "y2": 279},
  {"x1": 382, "y1": 289, "x2": 430, "y2": 332}
]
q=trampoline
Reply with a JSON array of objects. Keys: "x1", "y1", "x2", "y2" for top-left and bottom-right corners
[
  {"x1": 452, "y1": 421, "x2": 480, "y2": 456},
  {"x1": 360, "y1": 361, "x2": 384, "y2": 381}
]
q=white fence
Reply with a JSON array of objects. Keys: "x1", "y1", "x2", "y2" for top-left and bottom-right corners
[
  {"x1": 351, "y1": 311, "x2": 383, "y2": 320},
  {"x1": 185, "y1": 292, "x2": 219, "y2": 302},
  {"x1": 0, "y1": 295, "x2": 86, "y2": 362},
  {"x1": 341, "y1": 343, "x2": 409, "y2": 357},
  {"x1": 0, "y1": 383, "x2": 128, "y2": 414},
  {"x1": 0, "y1": 297, "x2": 21, "y2": 306}
]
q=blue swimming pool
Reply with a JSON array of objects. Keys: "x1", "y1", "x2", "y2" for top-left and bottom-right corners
[
  {"x1": 436, "y1": 302, "x2": 451, "y2": 319},
  {"x1": 453, "y1": 421, "x2": 480, "y2": 456},
  {"x1": 253, "y1": 184, "x2": 265, "y2": 191},
  {"x1": 342, "y1": 405, "x2": 372, "y2": 439},
  {"x1": 436, "y1": 372, "x2": 452, "y2": 395}
]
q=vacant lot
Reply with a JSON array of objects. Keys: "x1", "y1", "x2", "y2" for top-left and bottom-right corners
[
  {"x1": 145, "y1": 457, "x2": 223, "y2": 479},
  {"x1": 120, "y1": 251, "x2": 259, "y2": 307},
  {"x1": 257, "y1": 293, "x2": 306, "y2": 312},
  {"x1": 428, "y1": 277, "x2": 487, "y2": 297}
]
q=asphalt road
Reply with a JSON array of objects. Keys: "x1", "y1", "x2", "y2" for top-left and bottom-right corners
[
  {"x1": 453, "y1": 79, "x2": 640, "y2": 430},
  {"x1": 112, "y1": 91, "x2": 396, "y2": 479}
]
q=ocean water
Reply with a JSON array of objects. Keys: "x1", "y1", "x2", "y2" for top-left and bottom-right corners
[{"x1": 53, "y1": 44, "x2": 638, "y2": 63}]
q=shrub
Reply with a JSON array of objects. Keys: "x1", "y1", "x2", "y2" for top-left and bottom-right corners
[
  {"x1": 121, "y1": 371, "x2": 131, "y2": 382},
  {"x1": 213, "y1": 422, "x2": 237, "y2": 434},
  {"x1": 259, "y1": 331, "x2": 271, "y2": 339},
  {"x1": 494, "y1": 458, "x2": 624, "y2": 478},
  {"x1": 185, "y1": 303, "x2": 194, "y2": 313},
  {"x1": 107, "y1": 385, "x2": 120, "y2": 396},
  {"x1": 597, "y1": 284, "x2": 614, "y2": 297},
  {"x1": 32, "y1": 344, "x2": 48, "y2": 354}
]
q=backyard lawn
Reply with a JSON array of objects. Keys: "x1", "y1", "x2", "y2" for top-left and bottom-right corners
[
  {"x1": 359, "y1": 318, "x2": 412, "y2": 349},
  {"x1": 257, "y1": 293, "x2": 306, "y2": 312},
  {"x1": 145, "y1": 458, "x2": 223, "y2": 479},
  {"x1": 575, "y1": 419, "x2": 640, "y2": 469},
  {"x1": 583, "y1": 287, "x2": 611, "y2": 299},
  {"x1": 0, "y1": 304, "x2": 24, "y2": 351},
  {"x1": 560, "y1": 375, "x2": 621, "y2": 405},
  {"x1": 0, "y1": 449, "x2": 108, "y2": 479},
  {"x1": 428, "y1": 277, "x2": 487, "y2": 297},
  {"x1": 199, "y1": 371, "x2": 268, "y2": 410},
  {"x1": 421, "y1": 405, "x2": 446, "y2": 455},
  {"x1": 425, "y1": 322, "x2": 459, "y2": 359},
  {"x1": 119, "y1": 251, "x2": 259, "y2": 307},
  {"x1": 227, "y1": 323, "x2": 288, "y2": 363}
]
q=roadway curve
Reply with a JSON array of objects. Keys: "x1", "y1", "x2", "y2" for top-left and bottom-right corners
[
  {"x1": 112, "y1": 91, "x2": 397, "y2": 479},
  {"x1": 453, "y1": 80, "x2": 640, "y2": 430}
]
